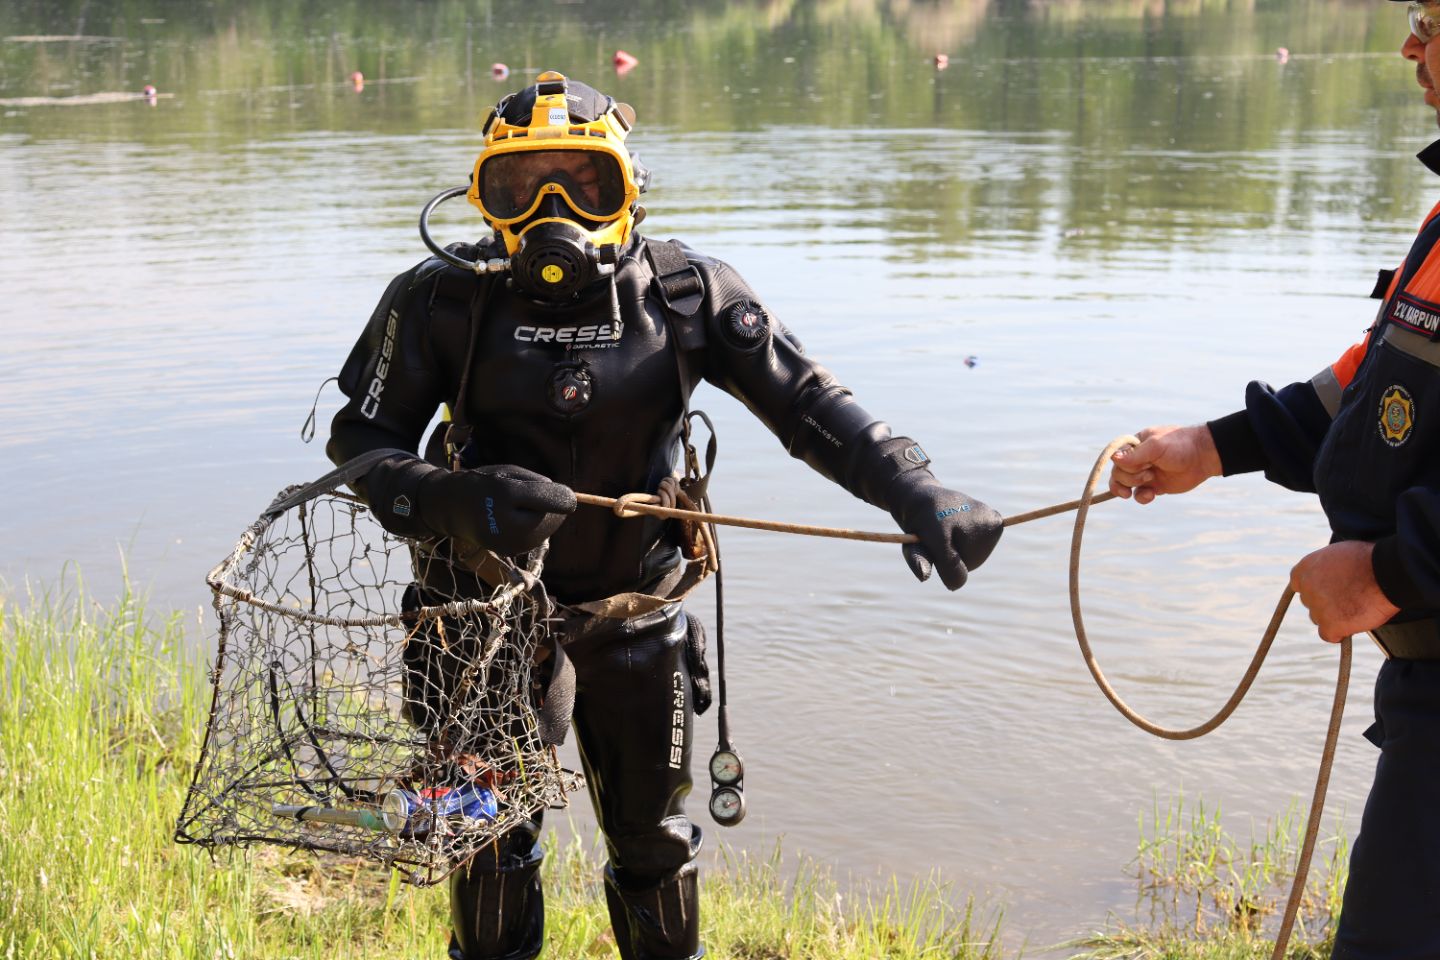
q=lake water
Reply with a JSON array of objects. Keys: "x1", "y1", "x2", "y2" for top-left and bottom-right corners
[{"x1": 2, "y1": 0, "x2": 1434, "y2": 950}]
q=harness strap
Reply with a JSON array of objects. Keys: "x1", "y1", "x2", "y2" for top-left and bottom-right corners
[
  {"x1": 569, "y1": 559, "x2": 711, "y2": 619},
  {"x1": 640, "y1": 238, "x2": 735, "y2": 752},
  {"x1": 535, "y1": 640, "x2": 576, "y2": 746},
  {"x1": 263, "y1": 448, "x2": 414, "y2": 518},
  {"x1": 679, "y1": 410, "x2": 718, "y2": 518},
  {"x1": 443, "y1": 274, "x2": 496, "y2": 465},
  {"x1": 644, "y1": 239, "x2": 706, "y2": 355}
]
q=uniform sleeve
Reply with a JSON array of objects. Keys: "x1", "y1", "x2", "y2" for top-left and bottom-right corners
[
  {"x1": 1373, "y1": 490, "x2": 1440, "y2": 609},
  {"x1": 1206, "y1": 305, "x2": 1385, "y2": 494},
  {"x1": 695, "y1": 258, "x2": 923, "y2": 510},
  {"x1": 326, "y1": 266, "x2": 445, "y2": 489}
]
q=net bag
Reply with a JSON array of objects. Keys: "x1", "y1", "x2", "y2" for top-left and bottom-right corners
[{"x1": 174, "y1": 452, "x2": 579, "y2": 886}]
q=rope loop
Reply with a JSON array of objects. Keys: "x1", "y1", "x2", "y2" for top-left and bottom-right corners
[
  {"x1": 1069, "y1": 436, "x2": 1349, "y2": 960},
  {"x1": 656, "y1": 476, "x2": 680, "y2": 510},
  {"x1": 612, "y1": 492, "x2": 657, "y2": 519}
]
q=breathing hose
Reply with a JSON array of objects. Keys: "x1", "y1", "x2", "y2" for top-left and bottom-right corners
[{"x1": 578, "y1": 435, "x2": 1351, "y2": 958}]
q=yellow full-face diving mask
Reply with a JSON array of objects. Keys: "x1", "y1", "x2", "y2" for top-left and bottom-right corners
[{"x1": 464, "y1": 71, "x2": 645, "y2": 301}]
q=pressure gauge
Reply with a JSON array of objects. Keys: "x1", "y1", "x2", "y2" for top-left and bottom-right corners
[
  {"x1": 709, "y1": 748, "x2": 743, "y2": 786},
  {"x1": 709, "y1": 785, "x2": 747, "y2": 826}
]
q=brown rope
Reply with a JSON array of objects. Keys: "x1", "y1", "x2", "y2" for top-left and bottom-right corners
[
  {"x1": 573, "y1": 489, "x2": 1118, "y2": 540},
  {"x1": 580, "y1": 437, "x2": 1349, "y2": 956},
  {"x1": 1071, "y1": 436, "x2": 1349, "y2": 960}
]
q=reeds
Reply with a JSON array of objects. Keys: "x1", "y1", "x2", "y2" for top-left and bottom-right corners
[{"x1": 1074, "y1": 793, "x2": 1347, "y2": 959}]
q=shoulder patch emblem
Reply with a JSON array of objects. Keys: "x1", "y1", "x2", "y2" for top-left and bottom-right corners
[
  {"x1": 1379, "y1": 384, "x2": 1415, "y2": 447},
  {"x1": 722, "y1": 300, "x2": 771, "y2": 350}
]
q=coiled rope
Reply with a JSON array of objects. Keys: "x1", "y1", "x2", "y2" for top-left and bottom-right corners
[
  {"x1": 577, "y1": 435, "x2": 1351, "y2": 958},
  {"x1": 1070, "y1": 437, "x2": 1349, "y2": 960}
]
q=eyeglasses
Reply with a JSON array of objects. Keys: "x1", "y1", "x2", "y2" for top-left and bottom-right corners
[{"x1": 1411, "y1": 1, "x2": 1440, "y2": 43}]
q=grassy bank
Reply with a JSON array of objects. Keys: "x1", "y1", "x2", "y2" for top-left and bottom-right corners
[
  {"x1": 0, "y1": 584, "x2": 1349, "y2": 959},
  {"x1": 0, "y1": 586, "x2": 1003, "y2": 959},
  {"x1": 1076, "y1": 795, "x2": 1347, "y2": 960}
]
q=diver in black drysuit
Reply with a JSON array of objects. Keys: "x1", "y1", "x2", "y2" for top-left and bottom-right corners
[{"x1": 328, "y1": 76, "x2": 1002, "y2": 960}]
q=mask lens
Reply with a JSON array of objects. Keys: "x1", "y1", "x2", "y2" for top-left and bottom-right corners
[
  {"x1": 479, "y1": 150, "x2": 627, "y2": 220},
  {"x1": 1412, "y1": 1, "x2": 1440, "y2": 42}
]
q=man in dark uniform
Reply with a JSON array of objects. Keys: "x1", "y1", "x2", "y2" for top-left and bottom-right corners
[
  {"x1": 327, "y1": 72, "x2": 1002, "y2": 960},
  {"x1": 1108, "y1": 4, "x2": 1440, "y2": 953}
]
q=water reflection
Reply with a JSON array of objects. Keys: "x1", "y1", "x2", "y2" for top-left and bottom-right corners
[{"x1": 1, "y1": 0, "x2": 1433, "y2": 949}]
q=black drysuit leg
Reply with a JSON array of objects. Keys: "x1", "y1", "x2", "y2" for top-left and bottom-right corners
[
  {"x1": 448, "y1": 817, "x2": 546, "y2": 960},
  {"x1": 447, "y1": 605, "x2": 703, "y2": 959},
  {"x1": 571, "y1": 606, "x2": 704, "y2": 960}
]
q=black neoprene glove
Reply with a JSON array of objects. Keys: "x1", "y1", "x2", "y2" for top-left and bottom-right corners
[
  {"x1": 887, "y1": 472, "x2": 1003, "y2": 591},
  {"x1": 366, "y1": 456, "x2": 577, "y2": 555}
]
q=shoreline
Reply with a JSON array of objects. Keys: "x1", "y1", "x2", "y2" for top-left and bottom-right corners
[{"x1": 0, "y1": 583, "x2": 1339, "y2": 958}]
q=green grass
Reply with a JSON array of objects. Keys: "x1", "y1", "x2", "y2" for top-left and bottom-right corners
[
  {"x1": 0, "y1": 583, "x2": 1005, "y2": 960},
  {"x1": 1073, "y1": 794, "x2": 1347, "y2": 960},
  {"x1": 0, "y1": 579, "x2": 1355, "y2": 960}
]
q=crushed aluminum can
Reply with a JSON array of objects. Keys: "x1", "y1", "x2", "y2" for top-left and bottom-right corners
[{"x1": 386, "y1": 784, "x2": 498, "y2": 830}]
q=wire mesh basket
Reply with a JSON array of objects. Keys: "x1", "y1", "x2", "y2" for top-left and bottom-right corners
[{"x1": 174, "y1": 459, "x2": 579, "y2": 885}]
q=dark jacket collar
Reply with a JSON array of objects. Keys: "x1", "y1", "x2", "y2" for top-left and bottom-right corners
[{"x1": 1420, "y1": 140, "x2": 1440, "y2": 175}]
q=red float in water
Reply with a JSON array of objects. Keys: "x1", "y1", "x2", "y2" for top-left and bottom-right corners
[
  {"x1": 613, "y1": 49, "x2": 638, "y2": 75},
  {"x1": 933, "y1": 53, "x2": 949, "y2": 70},
  {"x1": 1276, "y1": 47, "x2": 1290, "y2": 64},
  {"x1": 350, "y1": 71, "x2": 364, "y2": 92},
  {"x1": 491, "y1": 62, "x2": 510, "y2": 80}
]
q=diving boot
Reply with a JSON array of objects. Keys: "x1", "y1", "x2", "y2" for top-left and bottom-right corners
[
  {"x1": 448, "y1": 825, "x2": 544, "y2": 960},
  {"x1": 603, "y1": 861, "x2": 704, "y2": 960}
]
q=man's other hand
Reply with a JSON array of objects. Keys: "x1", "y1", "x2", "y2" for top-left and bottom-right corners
[
  {"x1": 1108, "y1": 424, "x2": 1224, "y2": 505},
  {"x1": 1290, "y1": 541, "x2": 1400, "y2": 643}
]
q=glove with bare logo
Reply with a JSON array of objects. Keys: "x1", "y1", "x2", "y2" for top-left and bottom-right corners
[
  {"x1": 365, "y1": 455, "x2": 576, "y2": 555},
  {"x1": 887, "y1": 472, "x2": 1003, "y2": 591}
]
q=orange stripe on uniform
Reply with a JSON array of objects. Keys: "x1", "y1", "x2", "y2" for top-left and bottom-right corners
[
  {"x1": 1404, "y1": 202, "x2": 1440, "y2": 301},
  {"x1": 1331, "y1": 334, "x2": 1372, "y2": 391},
  {"x1": 1332, "y1": 258, "x2": 1406, "y2": 388},
  {"x1": 1334, "y1": 203, "x2": 1440, "y2": 387}
]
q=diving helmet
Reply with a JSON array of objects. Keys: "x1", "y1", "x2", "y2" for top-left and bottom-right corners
[{"x1": 467, "y1": 71, "x2": 649, "y2": 302}]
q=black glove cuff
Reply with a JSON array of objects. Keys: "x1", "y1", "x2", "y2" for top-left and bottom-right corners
[
  {"x1": 861, "y1": 436, "x2": 936, "y2": 510},
  {"x1": 364, "y1": 454, "x2": 441, "y2": 540}
]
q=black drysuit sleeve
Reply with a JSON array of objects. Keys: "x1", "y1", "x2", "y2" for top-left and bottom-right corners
[
  {"x1": 327, "y1": 265, "x2": 446, "y2": 533},
  {"x1": 694, "y1": 257, "x2": 930, "y2": 511}
]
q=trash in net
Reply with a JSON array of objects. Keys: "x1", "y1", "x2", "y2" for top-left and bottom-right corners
[{"x1": 174, "y1": 456, "x2": 580, "y2": 886}]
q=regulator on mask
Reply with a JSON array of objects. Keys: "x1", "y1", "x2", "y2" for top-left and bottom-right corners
[
  {"x1": 415, "y1": 71, "x2": 648, "y2": 306},
  {"x1": 508, "y1": 197, "x2": 622, "y2": 302}
]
